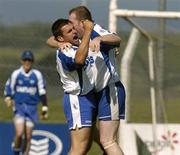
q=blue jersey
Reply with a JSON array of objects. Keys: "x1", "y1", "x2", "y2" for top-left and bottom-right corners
[{"x1": 4, "y1": 67, "x2": 46, "y2": 105}]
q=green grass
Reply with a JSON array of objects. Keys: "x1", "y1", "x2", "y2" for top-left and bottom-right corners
[
  {"x1": 129, "y1": 98, "x2": 180, "y2": 123},
  {"x1": 0, "y1": 47, "x2": 53, "y2": 63},
  {"x1": 0, "y1": 97, "x2": 65, "y2": 123}
]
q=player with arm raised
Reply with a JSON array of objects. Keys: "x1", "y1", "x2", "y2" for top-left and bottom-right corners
[
  {"x1": 46, "y1": 6, "x2": 121, "y2": 51},
  {"x1": 65, "y1": 6, "x2": 125, "y2": 155},
  {"x1": 48, "y1": 6, "x2": 125, "y2": 155},
  {"x1": 4, "y1": 50, "x2": 48, "y2": 155},
  {"x1": 51, "y1": 18, "x2": 97, "y2": 155}
]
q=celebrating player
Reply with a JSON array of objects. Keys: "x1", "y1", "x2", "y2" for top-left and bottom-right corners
[
  {"x1": 51, "y1": 18, "x2": 96, "y2": 155},
  {"x1": 4, "y1": 50, "x2": 48, "y2": 155},
  {"x1": 68, "y1": 6, "x2": 125, "y2": 155},
  {"x1": 48, "y1": 6, "x2": 125, "y2": 155}
]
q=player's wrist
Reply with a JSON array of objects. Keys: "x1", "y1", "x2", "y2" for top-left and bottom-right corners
[
  {"x1": 42, "y1": 106, "x2": 48, "y2": 112},
  {"x1": 4, "y1": 96, "x2": 13, "y2": 107},
  {"x1": 41, "y1": 106, "x2": 48, "y2": 119},
  {"x1": 4, "y1": 96, "x2": 11, "y2": 100},
  {"x1": 97, "y1": 36, "x2": 103, "y2": 42}
]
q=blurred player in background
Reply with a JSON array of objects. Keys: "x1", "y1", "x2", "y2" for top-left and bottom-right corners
[
  {"x1": 4, "y1": 50, "x2": 48, "y2": 155},
  {"x1": 51, "y1": 18, "x2": 96, "y2": 155},
  {"x1": 48, "y1": 6, "x2": 125, "y2": 155}
]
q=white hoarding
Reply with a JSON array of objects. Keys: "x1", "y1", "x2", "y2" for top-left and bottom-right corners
[{"x1": 119, "y1": 123, "x2": 180, "y2": 155}]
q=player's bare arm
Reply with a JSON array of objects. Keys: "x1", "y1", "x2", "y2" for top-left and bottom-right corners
[
  {"x1": 46, "y1": 36, "x2": 58, "y2": 48},
  {"x1": 46, "y1": 35, "x2": 72, "y2": 50},
  {"x1": 75, "y1": 20, "x2": 94, "y2": 65},
  {"x1": 90, "y1": 34, "x2": 121, "y2": 52}
]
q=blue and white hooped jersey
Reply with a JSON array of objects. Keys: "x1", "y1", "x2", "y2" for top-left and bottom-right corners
[
  {"x1": 56, "y1": 46, "x2": 96, "y2": 95},
  {"x1": 91, "y1": 23, "x2": 120, "y2": 92},
  {"x1": 4, "y1": 67, "x2": 46, "y2": 105}
]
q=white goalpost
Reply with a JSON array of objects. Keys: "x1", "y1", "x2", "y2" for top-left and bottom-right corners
[{"x1": 109, "y1": 0, "x2": 180, "y2": 155}]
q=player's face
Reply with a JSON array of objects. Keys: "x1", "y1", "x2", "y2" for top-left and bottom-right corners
[
  {"x1": 69, "y1": 12, "x2": 84, "y2": 39},
  {"x1": 60, "y1": 23, "x2": 79, "y2": 46},
  {"x1": 21, "y1": 59, "x2": 33, "y2": 73}
]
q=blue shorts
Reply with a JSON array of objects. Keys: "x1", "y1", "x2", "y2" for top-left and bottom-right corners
[
  {"x1": 96, "y1": 81, "x2": 125, "y2": 120},
  {"x1": 63, "y1": 90, "x2": 97, "y2": 130},
  {"x1": 14, "y1": 102, "x2": 38, "y2": 123}
]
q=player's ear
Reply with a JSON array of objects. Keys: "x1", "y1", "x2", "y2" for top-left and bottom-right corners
[
  {"x1": 79, "y1": 20, "x2": 84, "y2": 27},
  {"x1": 57, "y1": 36, "x2": 64, "y2": 42}
]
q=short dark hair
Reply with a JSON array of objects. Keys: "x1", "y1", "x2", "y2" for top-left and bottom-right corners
[
  {"x1": 69, "y1": 6, "x2": 92, "y2": 21},
  {"x1": 51, "y1": 18, "x2": 70, "y2": 39}
]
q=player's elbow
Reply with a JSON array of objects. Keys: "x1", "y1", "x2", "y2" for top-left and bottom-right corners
[
  {"x1": 118, "y1": 36, "x2": 122, "y2": 43},
  {"x1": 114, "y1": 35, "x2": 121, "y2": 45},
  {"x1": 46, "y1": 39, "x2": 52, "y2": 47},
  {"x1": 46, "y1": 36, "x2": 56, "y2": 48}
]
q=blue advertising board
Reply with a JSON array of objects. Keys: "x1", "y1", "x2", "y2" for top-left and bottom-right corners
[{"x1": 0, "y1": 122, "x2": 70, "y2": 155}]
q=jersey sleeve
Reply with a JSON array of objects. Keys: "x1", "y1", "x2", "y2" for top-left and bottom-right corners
[
  {"x1": 93, "y1": 24, "x2": 113, "y2": 36},
  {"x1": 92, "y1": 24, "x2": 119, "y2": 51},
  {"x1": 4, "y1": 70, "x2": 20, "y2": 97},
  {"x1": 34, "y1": 70, "x2": 46, "y2": 96},
  {"x1": 56, "y1": 48, "x2": 77, "y2": 71},
  {"x1": 4, "y1": 79, "x2": 11, "y2": 97}
]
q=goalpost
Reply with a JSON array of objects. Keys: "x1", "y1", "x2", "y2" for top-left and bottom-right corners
[{"x1": 109, "y1": 0, "x2": 180, "y2": 154}]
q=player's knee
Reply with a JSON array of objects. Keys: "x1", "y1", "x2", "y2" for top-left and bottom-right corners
[
  {"x1": 101, "y1": 139, "x2": 116, "y2": 150},
  {"x1": 14, "y1": 117, "x2": 24, "y2": 137}
]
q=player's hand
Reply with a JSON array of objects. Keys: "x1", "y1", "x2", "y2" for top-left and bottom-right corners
[
  {"x1": 41, "y1": 106, "x2": 48, "y2": 120},
  {"x1": 81, "y1": 20, "x2": 94, "y2": 32},
  {"x1": 4, "y1": 97, "x2": 14, "y2": 107},
  {"x1": 58, "y1": 42, "x2": 72, "y2": 51},
  {"x1": 90, "y1": 36, "x2": 102, "y2": 52},
  {"x1": 114, "y1": 47, "x2": 120, "y2": 56}
]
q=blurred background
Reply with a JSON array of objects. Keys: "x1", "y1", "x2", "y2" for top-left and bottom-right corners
[{"x1": 0, "y1": 0, "x2": 180, "y2": 154}]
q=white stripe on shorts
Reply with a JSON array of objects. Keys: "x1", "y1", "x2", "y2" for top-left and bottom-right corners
[
  {"x1": 69, "y1": 94, "x2": 82, "y2": 129},
  {"x1": 109, "y1": 83, "x2": 119, "y2": 120}
]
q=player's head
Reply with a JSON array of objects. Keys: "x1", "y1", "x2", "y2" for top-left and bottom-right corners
[
  {"x1": 51, "y1": 18, "x2": 79, "y2": 46},
  {"x1": 69, "y1": 6, "x2": 92, "y2": 38},
  {"x1": 21, "y1": 50, "x2": 34, "y2": 72}
]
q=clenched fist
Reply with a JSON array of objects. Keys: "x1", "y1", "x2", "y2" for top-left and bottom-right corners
[
  {"x1": 4, "y1": 96, "x2": 14, "y2": 107},
  {"x1": 41, "y1": 106, "x2": 48, "y2": 120}
]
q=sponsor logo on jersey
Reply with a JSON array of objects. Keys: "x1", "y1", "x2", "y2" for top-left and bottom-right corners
[{"x1": 16, "y1": 86, "x2": 37, "y2": 95}]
